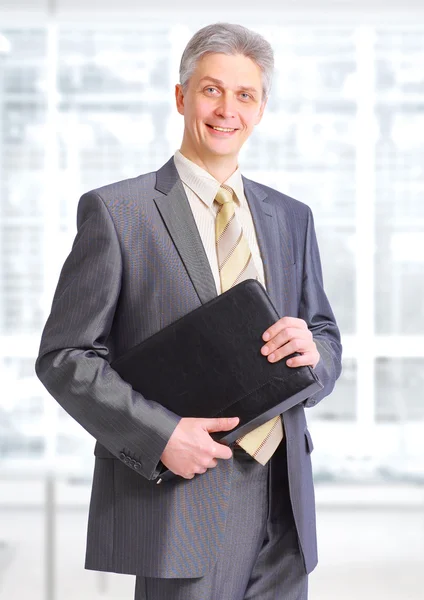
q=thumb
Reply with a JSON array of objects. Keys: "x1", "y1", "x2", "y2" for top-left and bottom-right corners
[{"x1": 204, "y1": 417, "x2": 239, "y2": 433}]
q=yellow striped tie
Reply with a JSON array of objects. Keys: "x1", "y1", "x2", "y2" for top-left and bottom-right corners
[{"x1": 215, "y1": 185, "x2": 283, "y2": 465}]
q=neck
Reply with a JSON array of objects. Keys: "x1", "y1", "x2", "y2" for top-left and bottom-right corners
[{"x1": 179, "y1": 145, "x2": 238, "y2": 184}]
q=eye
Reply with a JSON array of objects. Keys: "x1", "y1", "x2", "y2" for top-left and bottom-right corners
[
  {"x1": 240, "y1": 92, "x2": 252, "y2": 101},
  {"x1": 204, "y1": 86, "x2": 219, "y2": 95}
]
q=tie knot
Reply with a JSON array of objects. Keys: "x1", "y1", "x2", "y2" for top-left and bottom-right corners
[{"x1": 215, "y1": 185, "x2": 236, "y2": 206}]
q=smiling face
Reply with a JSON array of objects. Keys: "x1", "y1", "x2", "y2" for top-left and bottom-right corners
[{"x1": 176, "y1": 52, "x2": 267, "y2": 178}]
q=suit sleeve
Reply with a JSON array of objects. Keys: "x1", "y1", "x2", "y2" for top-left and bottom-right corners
[
  {"x1": 299, "y1": 207, "x2": 342, "y2": 407},
  {"x1": 35, "y1": 191, "x2": 181, "y2": 480}
]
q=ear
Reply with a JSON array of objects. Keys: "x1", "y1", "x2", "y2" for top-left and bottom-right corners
[
  {"x1": 255, "y1": 96, "x2": 268, "y2": 125},
  {"x1": 175, "y1": 84, "x2": 185, "y2": 116}
]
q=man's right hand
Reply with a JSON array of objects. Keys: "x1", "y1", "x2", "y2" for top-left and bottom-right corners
[{"x1": 160, "y1": 417, "x2": 240, "y2": 480}]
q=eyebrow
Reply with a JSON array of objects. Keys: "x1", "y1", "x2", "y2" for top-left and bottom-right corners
[{"x1": 199, "y1": 76, "x2": 259, "y2": 95}]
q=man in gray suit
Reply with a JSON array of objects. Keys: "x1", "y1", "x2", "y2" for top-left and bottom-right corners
[{"x1": 36, "y1": 23, "x2": 341, "y2": 600}]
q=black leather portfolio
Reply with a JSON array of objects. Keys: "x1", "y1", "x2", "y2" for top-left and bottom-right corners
[{"x1": 111, "y1": 279, "x2": 322, "y2": 482}]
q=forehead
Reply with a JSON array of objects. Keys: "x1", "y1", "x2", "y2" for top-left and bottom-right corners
[{"x1": 191, "y1": 52, "x2": 263, "y2": 89}]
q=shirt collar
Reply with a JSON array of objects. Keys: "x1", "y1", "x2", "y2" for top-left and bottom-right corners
[{"x1": 173, "y1": 150, "x2": 245, "y2": 208}]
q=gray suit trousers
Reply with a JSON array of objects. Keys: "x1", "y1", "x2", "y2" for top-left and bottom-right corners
[{"x1": 135, "y1": 443, "x2": 308, "y2": 600}]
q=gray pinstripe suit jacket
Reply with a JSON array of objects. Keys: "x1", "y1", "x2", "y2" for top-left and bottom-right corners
[{"x1": 35, "y1": 157, "x2": 342, "y2": 579}]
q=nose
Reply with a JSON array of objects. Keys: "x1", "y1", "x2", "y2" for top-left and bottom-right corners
[{"x1": 215, "y1": 92, "x2": 237, "y2": 119}]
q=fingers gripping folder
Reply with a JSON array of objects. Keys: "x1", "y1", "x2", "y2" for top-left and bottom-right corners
[{"x1": 111, "y1": 279, "x2": 323, "y2": 482}]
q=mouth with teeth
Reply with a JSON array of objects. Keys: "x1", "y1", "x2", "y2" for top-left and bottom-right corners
[{"x1": 206, "y1": 124, "x2": 237, "y2": 134}]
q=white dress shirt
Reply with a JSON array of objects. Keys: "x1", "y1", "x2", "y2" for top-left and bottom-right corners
[{"x1": 173, "y1": 150, "x2": 266, "y2": 295}]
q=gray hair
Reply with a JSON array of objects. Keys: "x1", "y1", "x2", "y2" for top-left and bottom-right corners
[{"x1": 179, "y1": 23, "x2": 274, "y2": 99}]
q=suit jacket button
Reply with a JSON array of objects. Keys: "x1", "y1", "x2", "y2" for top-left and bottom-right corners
[
  {"x1": 124, "y1": 457, "x2": 131, "y2": 465},
  {"x1": 119, "y1": 452, "x2": 126, "y2": 461},
  {"x1": 134, "y1": 462, "x2": 141, "y2": 471}
]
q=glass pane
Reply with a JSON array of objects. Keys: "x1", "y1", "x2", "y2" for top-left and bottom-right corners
[
  {"x1": 315, "y1": 226, "x2": 355, "y2": 334},
  {"x1": 2, "y1": 356, "x2": 45, "y2": 459},
  {"x1": 57, "y1": 26, "x2": 174, "y2": 195},
  {"x1": 310, "y1": 357, "x2": 356, "y2": 422},
  {"x1": 0, "y1": 29, "x2": 47, "y2": 335},
  {"x1": 376, "y1": 357, "x2": 424, "y2": 422},
  {"x1": 375, "y1": 30, "x2": 424, "y2": 335},
  {"x1": 2, "y1": 225, "x2": 44, "y2": 333},
  {"x1": 375, "y1": 357, "x2": 424, "y2": 481}
]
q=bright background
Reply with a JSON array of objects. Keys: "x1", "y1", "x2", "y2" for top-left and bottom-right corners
[{"x1": 0, "y1": 1, "x2": 423, "y2": 599}]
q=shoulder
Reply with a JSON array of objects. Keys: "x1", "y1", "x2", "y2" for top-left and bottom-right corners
[
  {"x1": 74, "y1": 171, "x2": 159, "y2": 231},
  {"x1": 83, "y1": 170, "x2": 157, "y2": 205},
  {"x1": 76, "y1": 171, "x2": 159, "y2": 226},
  {"x1": 243, "y1": 177, "x2": 312, "y2": 220}
]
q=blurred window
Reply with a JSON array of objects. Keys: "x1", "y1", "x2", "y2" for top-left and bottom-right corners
[{"x1": 0, "y1": 22, "x2": 423, "y2": 482}]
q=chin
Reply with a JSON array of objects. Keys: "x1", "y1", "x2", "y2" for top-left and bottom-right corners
[
  {"x1": 206, "y1": 141, "x2": 240, "y2": 156},
  {"x1": 207, "y1": 147, "x2": 238, "y2": 159}
]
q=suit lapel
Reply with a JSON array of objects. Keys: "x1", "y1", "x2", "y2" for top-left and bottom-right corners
[
  {"x1": 243, "y1": 177, "x2": 292, "y2": 316},
  {"x1": 153, "y1": 158, "x2": 293, "y2": 314},
  {"x1": 154, "y1": 158, "x2": 217, "y2": 305}
]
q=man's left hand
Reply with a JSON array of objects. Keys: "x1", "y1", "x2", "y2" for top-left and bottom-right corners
[{"x1": 261, "y1": 317, "x2": 320, "y2": 369}]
